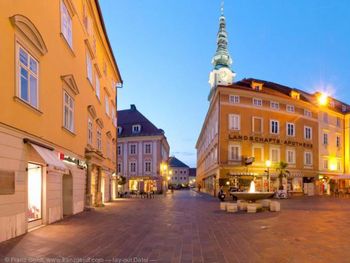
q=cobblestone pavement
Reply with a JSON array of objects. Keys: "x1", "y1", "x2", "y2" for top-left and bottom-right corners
[{"x1": 1, "y1": 190, "x2": 350, "y2": 263}]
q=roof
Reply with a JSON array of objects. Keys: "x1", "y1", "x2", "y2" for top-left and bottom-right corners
[
  {"x1": 168, "y1": 157, "x2": 190, "y2": 168},
  {"x1": 189, "y1": 168, "x2": 197, "y2": 177},
  {"x1": 117, "y1": 105, "x2": 165, "y2": 138}
]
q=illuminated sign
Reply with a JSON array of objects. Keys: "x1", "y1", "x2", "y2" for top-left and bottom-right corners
[
  {"x1": 228, "y1": 134, "x2": 313, "y2": 148},
  {"x1": 58, "y1": 153, "x2": 87, "y2": 169}
]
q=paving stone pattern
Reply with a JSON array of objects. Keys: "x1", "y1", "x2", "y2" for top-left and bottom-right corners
[{"x1": 1, "y1": 191, "x2": 350, "y2": 263}]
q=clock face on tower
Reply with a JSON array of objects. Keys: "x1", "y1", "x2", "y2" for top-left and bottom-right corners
[{"x1": 219, "y1": 70, "x2": 228, "y2": 81}]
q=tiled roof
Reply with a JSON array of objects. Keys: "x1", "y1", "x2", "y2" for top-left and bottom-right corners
[
  {"x1": 117, "y1": 105, "x2": 165, "y2": 138},
  {"x1": 168, "y1": 157, "x2": 189, "y2": 168},
  {"x1": 189, "y1": 168, "x2": 197, "y2": 177}
]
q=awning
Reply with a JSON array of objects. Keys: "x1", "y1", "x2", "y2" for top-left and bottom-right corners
[
  {"x1": 30, "y1": 144, "x2": 67, "y2": 171},
  {"x1": 332, "y1": 175, "x2": 350, "y2": 180}
]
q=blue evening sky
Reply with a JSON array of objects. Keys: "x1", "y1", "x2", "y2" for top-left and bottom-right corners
[{"x1": 100, "y1": 0, "x2": 350, "y2": 167}]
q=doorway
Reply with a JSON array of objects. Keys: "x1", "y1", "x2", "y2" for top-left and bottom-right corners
[
  {"x1": 62, "y1": 173, "x2": 73, "y2": 216},
  {"x1": 101, "y1": 176, "x2": 105, "y2": 203},
  {"x1": 27, "y1": 163, "x2": 43, "y2": 229}
]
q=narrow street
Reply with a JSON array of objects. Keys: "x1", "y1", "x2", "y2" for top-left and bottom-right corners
[{"x1": 1, "y1": 191, "x2": 350, "y2": 263}]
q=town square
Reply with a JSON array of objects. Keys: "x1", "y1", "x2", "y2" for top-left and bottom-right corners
[{"x1": 1, "y1": 0, "x2": 350, "y2": 262}]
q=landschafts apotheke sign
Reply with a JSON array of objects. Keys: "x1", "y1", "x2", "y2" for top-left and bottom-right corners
[{"x1": 229, "y1": 134, "x2": 313, "y2": 148}]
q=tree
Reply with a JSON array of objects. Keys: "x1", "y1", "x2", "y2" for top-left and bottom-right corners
[{"x1": 276, "y1": 161, "x2": 290, "y2": 190}]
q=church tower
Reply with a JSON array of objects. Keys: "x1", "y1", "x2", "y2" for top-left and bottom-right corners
[{"x1": 208, "y1": 2, "x2": 236, "y2": 101}]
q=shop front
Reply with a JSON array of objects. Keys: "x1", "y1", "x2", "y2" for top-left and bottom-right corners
[{"x1": 128, "y1": 176, "x2": 160, "y2": 193}]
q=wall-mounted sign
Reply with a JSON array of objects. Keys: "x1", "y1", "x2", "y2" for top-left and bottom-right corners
[
  {"x1": 58, "y1": 153, "x2": 87, "y2": 169},
  {"x1": 0, "y1": 170, "x2": 15, "y2": 195},
  {"x1": 229, "y1": 134, "x2": 313, "y2": 148}
]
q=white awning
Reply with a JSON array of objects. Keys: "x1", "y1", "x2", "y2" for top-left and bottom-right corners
[{"x1": 31, "y1": 144, "x2": 67, "y2": 171}]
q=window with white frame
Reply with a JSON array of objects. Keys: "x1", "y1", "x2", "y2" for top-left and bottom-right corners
[
  {"x1": 286, "y1": 149, "x2": 296, "y2": 164},
  {"x1": 88, "y1": 118, "x2": 93, "y2": 145},
  {"x1": 229, "y1": 114, "x2": 240, "y2": 130},
  {"x1": 18, "y1": 46, "x2": 39, "y2": 108},
  {"x1": 286, "y1": 123, "x2": 295, "y2": 137},
  {"x1": 270, "y1": 101, "x2": 279, "y2": 110},
  {"x1": 253, "y1": 98, "x2": 262, "y2": 107},
  {"x1": 323, "y1": 113, "x2": 328, "y2": 123},
  {"x1": 229, "y1": 95, "x2": 240, "y2": 104},
  {"x1": 304, "y1": 152, "x2": 312, "y2": 166},
  {"x1": 145, "y1": 143, "x2": 152, "y2": 154},
  {"x1": 336, "y1": 117, "x2": 341, "y2": 127},
  {"x1": 129, "y1": 144, "x2": 137, "y2": 155},
  {"x1": 86, "y1": 51, "x2": 93, "y2": 84},
  {"x1": 61, "y1": 0, "x2": 73, "y2": 48},
  {"x1": 117, "y1": 126, "x2": 122, "y2": 135},
  {"x1": 323, "y1": 133, "x2": 328, "y2": 145},
  {"x1": 286, "y1": 105, "x2": 295, "y2": 112},
  {"x1": 95, "y1": 75, "x2": 100, "y2": 100},
  {"x1": 304, "y1": 126, "x2": 312, "y2": 140},
  {"x1": 342, "y1": 105, "x2": 347, "y2": 112},
  {"x1": 117, "y1": 145, "x2": 121, "y2": 156},
  {"x1": 304, "y1": 109, "x2": 312, "y2": 118},
  {"x1": 63, "y1": 91, "x2": 74, "y2": 132},
  {"x1": 111, "y1": 106, "x2": 115, "y2": 123},
  {"x1": 270, "y1": 148, "x2": 280, "y2": 163},
  {"x1": 229, "y1": 145, "x2": 241, "y2": 161},
  {"x1": 105, "y1": 96, "x2": 110, "y2": 116},
  {"x1": 132, "y1": 125, "x2": 141, "y2": 134},
  {"x1": 145, "y1": 161, "x2": 152, "y2": 173},
  {"x1": 323, "y1": 159, "x2": 328, "y2": 169},
  {"x1": 336, "y1": 135, "x2": 341, "y2": 148},
  {"x1": 270, "y1": 120, "x2": 279, "y2": 134},
  {"x1": 129, "y1": 162, "x2": 136, "y2": 173},
  {"x1": 97, "y1": 128, "x2": 102, "y2": 151}
]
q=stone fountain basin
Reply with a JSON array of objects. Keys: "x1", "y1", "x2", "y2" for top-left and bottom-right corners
[{"x1": 231, "y1": 192, "x2": 274, "y2": 202}]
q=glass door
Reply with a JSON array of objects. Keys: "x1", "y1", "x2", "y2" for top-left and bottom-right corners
[{"x1": 27, "y1": 163, "x2": 42, "y2": 227}]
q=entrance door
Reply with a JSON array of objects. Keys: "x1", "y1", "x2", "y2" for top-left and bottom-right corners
[
  {"x1": 27, "y1": 163, "x2": 43, "y2": 229},
  {"x1": 62, "y1": 173, "x2": 73, "y2": 216},
  {"x1": 101, "y1": 176, "x2": 105, "y2": 203}
]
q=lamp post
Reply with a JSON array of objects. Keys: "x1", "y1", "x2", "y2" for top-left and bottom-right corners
[
  {"x1": 160, "y1": 162, "x2": 169, "y2": 194},
  {"x1": 265, "y1": 160, "x2": 272, "y2": 192}
]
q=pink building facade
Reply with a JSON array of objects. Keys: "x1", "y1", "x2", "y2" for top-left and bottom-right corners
[{"x1": 117, "y1": 105, "x2": 169, "y2": 193}]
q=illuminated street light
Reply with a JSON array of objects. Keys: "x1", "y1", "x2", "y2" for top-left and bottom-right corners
[{"x1": 265, "y1": 160, "x2": 271, "y2": 192}]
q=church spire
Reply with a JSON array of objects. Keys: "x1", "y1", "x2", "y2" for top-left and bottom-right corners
[{"x1": 211, "y1": 0, "x2": 233, "y2": 69}]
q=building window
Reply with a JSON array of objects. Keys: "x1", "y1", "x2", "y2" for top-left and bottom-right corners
[
  {"x1": 129, "y1": 144, "x2": 137, "y2": 155},
  {"x1": 286, "y1": 123, "x2": 295, "y2": 137},
  {"x1": 323, "y1": 159, "x2": 328, "y2": 170},
  {"x1": 323, "y1": 133, "x2": 328, "y2": 145},
  {"x1": 105, "y1": 96, "x2": 110, "y2": 116},
  {"x1": 286, "y1": 149, "x2": 295, "y2": 164},
  {"x1": 132, "y1": 125, "x2": 141, "y2": 134},
  {"x1": 145, "y1": 161, "x2": 151, "y2": 173},
  {"x1": 117, "y1": 163, "x2": 121, "y2": 174},
  {"x1": 106, "y1": 139, "x2": 110, "y2": 158},
  {"x1": 229, "y1": 95, "x2": 240, "y2": 104},
  {"x1": 88, "y1": 118, "x2": 93, "y2": 144},
  {"x1": 63, "y1": 91, "x2": 74, "y2": 132},
  {"x1": 117, "y1": 126, "x2": 122, "y2": 135},
  {"x1": 336, "y1": 117, "x2": 341, "y2": 127},
  {"x1": 336, "y1": 135, "x2": 341, "y2": 148},
  {"x1": 304, "y1": 152, "x2": 312, "y2": 166},
  {"x1": 229, "y1": 114, "x2": 240, "y2": 130},
  {"x1": 86, "y1": 51, "x2": 93, "y2": 84},
  {"x1": 342, "y1": 105, "x2": 347, "y2": 112},
  {"x1": 117, "y1": 145, "x2": 121, "y2": 156},
  {"x1": 97, "y1": 128, "x2": 102, "y2": 151},
  {"x1": 229, "y1": 145, "x2": 241, "y2": 161},
  {"x1": 129, "y1": 162, "x2": 136, "y2": 173},
  {"x1": 304, "y1": 109, "x2": 312, "y2": 118},
  {"x1": 323, "y1": 113, "x2": 328, "y2": 123},
  {"x1": 329, "y1": 101, "x2": 335, "y2": 108},
  {"x1": 18, "y1": 46, "x2": 39, "y2": 108},
  {"x1": 95, "y1": 75, "x2": 100, "y2": 100},
  {"x1": 61, "y1": 0, "x2": 73, "y2": 48},
  {"x1": 252, "y1": 117, "x2": 263, "y2": 133},
  {"x1": 252, "y1": 146, "x2": 263, "y2": 162},
  {"x1": 270, "y1": 148, "x2": 280, "y2": 163},
  {"x1": 270, "y1": 120, "x2": 279, "y2": 134},
  {"x1": 253, "y1": 98, "x2": 262, "y2": 107},
  {"x1": 270, "y1": 101, "x2": 279, "y2": 110},
  {"x1": 304, "y1": 126, "x2": 312, "y2": 140},
  {"x1": 286, "y1": 105, "x2": 295, "y2": 112},
  {"x1": 145, "y1": 144, "x2": 152, "y2": 154}
]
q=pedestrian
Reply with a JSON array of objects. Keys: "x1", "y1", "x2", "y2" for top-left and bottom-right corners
[
  {"x1": 198, "y1": 184, "x2": 201, "y2": 192},
  {"x1": 218, "y1": 186, "x2": 226, "y2": 202}
]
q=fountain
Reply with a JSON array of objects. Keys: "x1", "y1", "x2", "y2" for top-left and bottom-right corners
[{"x1": 231, "y1": 180, "x2": 274, "y2": 202}]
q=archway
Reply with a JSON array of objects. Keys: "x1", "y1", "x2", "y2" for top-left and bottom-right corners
[{"x1": 62, "y1": 172, "x2": 73, "y2": 216}]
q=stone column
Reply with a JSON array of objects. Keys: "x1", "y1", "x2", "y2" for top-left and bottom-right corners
[
  {"x1": 85, "y1": 162, "x2": 93, "y2": 209},
  {"x1": 95, "y1": 166, "x2": 103, "y2": 206}
]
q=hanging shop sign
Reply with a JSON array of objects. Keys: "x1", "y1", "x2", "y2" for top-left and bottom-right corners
[
  {"x1": 228, "y1": 134, "x2": 313, "y2": 148},
  {"x1": 58, "y1": 153, "x2": 87, "y2": 169}
]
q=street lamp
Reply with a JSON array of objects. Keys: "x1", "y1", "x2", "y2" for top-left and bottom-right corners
[
  {"x1": 265, "y1": 160, "x2": 272, "y2": 192},
  {"x1": 160, "y1": 162, "x2": 168, "y2": 194}
]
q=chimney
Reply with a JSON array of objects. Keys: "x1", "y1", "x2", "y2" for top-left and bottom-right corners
[{"x1": 130, "y1": 104, "x2": 136, "y2": 110}]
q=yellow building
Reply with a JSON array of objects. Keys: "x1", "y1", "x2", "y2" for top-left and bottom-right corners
[
  {"x1": 0, "y1": 0, "x2": 122, "y2": 242},
  {"x1": 196, "y1": 5, "x2": 350, "y2": 197}
]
